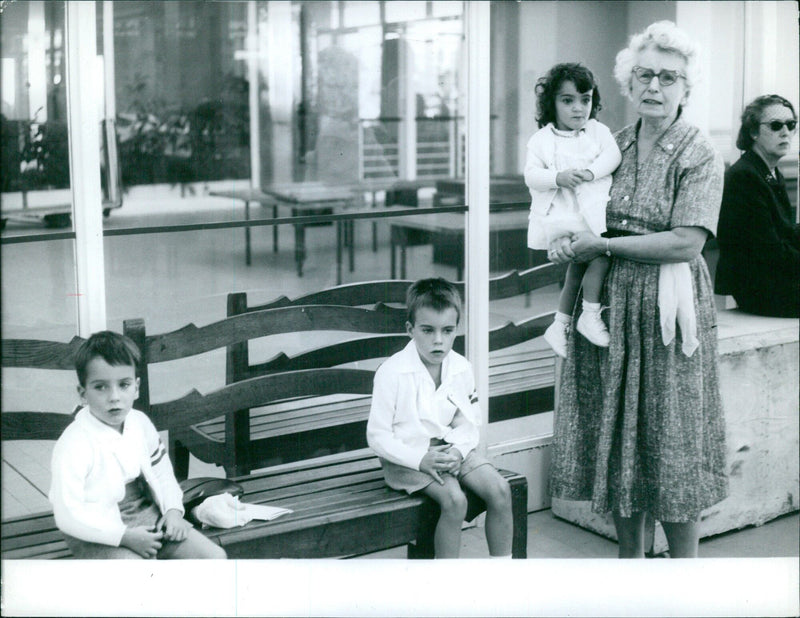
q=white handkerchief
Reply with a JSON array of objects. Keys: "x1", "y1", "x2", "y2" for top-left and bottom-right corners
[
  {"x1": 658, "y1": 262, "x2": 699, "y2": 357},
  {"x1": 241, "y1": 503, "x2": 293, "y2": 522}
]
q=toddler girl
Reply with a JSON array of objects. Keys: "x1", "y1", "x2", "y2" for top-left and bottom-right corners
[{"x1": 525, "y1": 63, "x2": 621, "y2": 357}]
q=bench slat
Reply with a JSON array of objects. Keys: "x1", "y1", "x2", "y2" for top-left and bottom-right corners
[
  {"x1": 145, "y1": 305, "x2": 407, "y2": 362},
  {"x1": 254, "y1": 264, "x2": 567, "y2": 310},
  {"x1": 1, "y1": 337, "x2": 85, "y2": 369}
]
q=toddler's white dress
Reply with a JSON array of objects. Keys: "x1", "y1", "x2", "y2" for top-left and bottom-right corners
[{"x1": 525, "y1": 119, "x2": 621, "y2": 250}]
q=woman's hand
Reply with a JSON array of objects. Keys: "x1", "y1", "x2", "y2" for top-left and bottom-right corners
[
  {"x1": 569, "y1": 231, "x2": 605, "y2": 263},
  {"x1": 548, "y1": 236, "x2": 576, "y2": 264}
]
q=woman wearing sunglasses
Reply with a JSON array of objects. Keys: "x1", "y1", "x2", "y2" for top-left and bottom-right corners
[
  {"x1": 715, "y1": 95, "x2": 799, "y2": 318},
  {"x1": 548, "y1": 21, "x2": 728, "y2": 559}
]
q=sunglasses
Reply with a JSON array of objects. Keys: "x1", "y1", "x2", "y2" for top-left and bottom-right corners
[
  {"x1": 631, "y1": 66, "x2": 686, "y2": 87},
  {"x1": 760, "y1": 120, "x2": 797, "y2": 132}
]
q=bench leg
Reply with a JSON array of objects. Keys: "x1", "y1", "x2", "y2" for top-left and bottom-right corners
[
  {"x1": 169, "y1": 436, "x2": 191, "y2": 482},
  {"x1": 407, "y1": 502, "x2": 438, "y2": 559},
  {"x1": 508, "y1": 474, "x2": 528, "y2": 559}
]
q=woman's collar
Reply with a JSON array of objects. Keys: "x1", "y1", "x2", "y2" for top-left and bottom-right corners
[
  {"x1": 743, "y1": 149, "x2": 779, "y2": 181},
  {"x1": 619, "y1": 114, "x2": 690, "y2": 154}
]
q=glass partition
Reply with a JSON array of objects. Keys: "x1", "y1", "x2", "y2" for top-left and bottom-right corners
[
  {"x1": 484, "y1": 1, "x2": 677, "y2": 443},
  {"x1": 99, "y1": 1, "x2": 467, "y2": 330}
]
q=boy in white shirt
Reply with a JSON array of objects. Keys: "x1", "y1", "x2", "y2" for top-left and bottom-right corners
[
  {"x1": 367, "y1": 278, "x2": 513, "y2": 558},
  {"x1": 49, "y1": 330, "x2": 226, "y2": 559}
]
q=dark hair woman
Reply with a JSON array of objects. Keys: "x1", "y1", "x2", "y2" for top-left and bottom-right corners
[{"x1": 715, "y1": 94, "x2": 799, "y2": 317}]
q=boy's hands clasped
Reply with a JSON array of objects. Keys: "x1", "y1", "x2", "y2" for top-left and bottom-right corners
[
  {"x1": 121, "y1": 509, "x2": 192, "y2": 558},
  {"x1": 121, "y1": 525, "x2": 163, "y2": 559},
  {"x1": 420, "y1": 444, "x2": 463, "y2": 485},
  {"x1": 158, "y1": 508, "x2": 192, "y2": 542}
]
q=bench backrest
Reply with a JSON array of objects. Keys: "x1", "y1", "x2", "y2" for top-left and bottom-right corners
[
  {"x1": 249, "y1": 264, "x2": 567, "y2": 310},
  {"x1": 216, "y1": 264, "x2": 564, "y2": 474},
  {"x1": 1, "y1": 337, "x2": 85, "y2": 440}
]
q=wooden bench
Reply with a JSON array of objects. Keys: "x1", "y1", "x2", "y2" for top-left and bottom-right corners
[
  {"x1": 168, "y1": 264, "x2": 566, "y2": 478},
  {"x1": 2, "y1": 346, "x2": 528, "y2": 559},
  {"x1": 148, "y1": 366, "x2": 527, "y2": 558},
  {"x1": 3, "y1": 265, "x2": 563, "y2": 559}
]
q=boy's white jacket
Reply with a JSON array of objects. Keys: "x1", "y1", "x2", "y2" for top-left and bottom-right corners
[
  {"x1": 366, "y1": 341, "x2": 481, "y2": 471},
  {"x1": 49, "y1": 407, "x2": 184, "y2": 546}
]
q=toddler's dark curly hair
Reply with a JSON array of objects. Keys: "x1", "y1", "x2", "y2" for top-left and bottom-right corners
[{"x1": 535, "y1": 63, "x2": 602, "y2": 129}]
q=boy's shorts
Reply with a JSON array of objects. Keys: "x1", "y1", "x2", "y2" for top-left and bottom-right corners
[{"x1": 380, "y1": 440, "x2": 492, "y2": 495}]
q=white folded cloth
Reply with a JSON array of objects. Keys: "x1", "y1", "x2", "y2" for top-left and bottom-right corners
[
  {"x1": 658, "y1": 262, "x2": 699, "y2": 357},
  {"x1": 192, "y1": 493, "x2": 292, "y2": 528}
]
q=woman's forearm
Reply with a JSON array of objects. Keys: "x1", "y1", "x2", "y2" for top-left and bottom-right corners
[
  {"x1": 606, "y1": 227, "x2": 708, "y2": 263},
  {"x1": 570, "y1": 227, "x2": 709, "y2": 264}
]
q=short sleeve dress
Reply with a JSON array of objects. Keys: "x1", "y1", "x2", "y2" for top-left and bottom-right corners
[{"x1": 549, "y1": 117, "x2": 729, "y2": 523}]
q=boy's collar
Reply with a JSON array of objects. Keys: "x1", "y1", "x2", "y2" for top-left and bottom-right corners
[{"x1": 396, "y1": 340, "x2": 469, "y2": 377}]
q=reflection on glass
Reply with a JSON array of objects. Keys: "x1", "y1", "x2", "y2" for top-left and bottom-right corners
[
  {"x1": 1, "y1": 239, "x2": 79, "y2": 457},
  {"x1": 1, "y1": 1, "x2": 72, "y2": 230}
]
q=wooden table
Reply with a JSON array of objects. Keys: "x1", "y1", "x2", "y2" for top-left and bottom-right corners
[
  {"x1": 432, "y1": 175, "x2": 531, "y2": 207},
  {"x1": 211, "y1": 178, "x2": 442, "y2": 284},
  {"x1": 390, "y1": 208, "x2": 536, "y2": 280},
  {"x1": 211, "y1": 183, "x2": 358, "y2": 283}
]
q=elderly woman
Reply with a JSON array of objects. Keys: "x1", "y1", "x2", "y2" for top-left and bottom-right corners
[
  {"x1": 548, "y1": 21, "x2": 728, "y2": 558},
  {"x1": 715, "y1": 95, "x2": 799, "y2": 317}
]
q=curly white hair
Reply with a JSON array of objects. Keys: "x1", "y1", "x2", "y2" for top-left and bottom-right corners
[{"x1": 613, "y1": 21, "x2": 702, "y2": 100}]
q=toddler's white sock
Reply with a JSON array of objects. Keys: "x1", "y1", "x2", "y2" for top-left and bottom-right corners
[
  {"x1": 582, "y1": 300, "x2": 601, "y2": 314},
  {"x1": 490, "y1": 554, "x2": 513, "y2": 559},
  {"x1": 554, "y1": 311, "x2": 571, "y2": 324}
]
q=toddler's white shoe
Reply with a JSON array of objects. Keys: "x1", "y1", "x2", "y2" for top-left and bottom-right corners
[
  {"x1": 576, "y1": 310, "x2": 610, "y2": 347},
  {"x1": 543, "y1": 320, "x2": 568, "y2": 358}
]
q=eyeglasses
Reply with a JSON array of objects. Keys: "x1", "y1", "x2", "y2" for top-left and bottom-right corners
[
  {"x1": 760, "y1": 120, "x2": 797, "y2": 132},
  {"x1": 631, "y1": 66, "x2": 686, "y2": 87}
]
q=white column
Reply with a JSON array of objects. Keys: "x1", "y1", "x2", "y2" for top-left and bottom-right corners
[
  {"x1": 27, "y1": 1, "x2": 48, "y2": 122},
  {"x1": 247, "y1": 1, "x2": 262, "y2": 190},
  {"x1": 398, "y1": 33, "x2": 417, "y2": 180},
  {"x1": 465, "y1": 1, "x2": 491, "y2": 445},
  {"x1": 267, "y1": 1, "x2": 293, "y2": 183},
  {"x1": 103, "y1": 1, "x2": 120, "y2": 206},
  {"x1": 66, "y1": 1, "x2": 106, "y2": 336}
]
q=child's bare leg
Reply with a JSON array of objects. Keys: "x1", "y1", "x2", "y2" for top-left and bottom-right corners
[
  {"x1": 661, "y1": 520, "x2": 699, "y2": 558},
  {"x1": 158, "y1": 527, "x2": 227, "y2": 559},
  {"x1": 558, "y1": 261, "x2": 587, "y2": 315},
  {"x1": 422, "y1": 475, "x2": 468, "y2": 558},
  {"x1": 612, "y1": 511, "x2": 647, "y2": 558},
  {"x1": 460, "y1": 465, "x2": 513, "y2": 557},
  {"x1": 580, "y1": 255, "x2": 610, "y2": 304}
]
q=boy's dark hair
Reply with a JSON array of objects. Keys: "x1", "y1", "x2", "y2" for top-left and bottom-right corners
[
  {"x1": 736, "y1": 94, "x2": 796, "y2": 151},
  {"x1": 75, "y1": 330, "x2": 141, "y2": 387},
  {"x1": 406, "y1": 277, "x2": 462, "y2": 325},
  {"x1": 535, "y1": 63, "x2": 602, "y2": 129}
]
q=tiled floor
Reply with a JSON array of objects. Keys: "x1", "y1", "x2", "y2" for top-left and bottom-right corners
[{"x1": 360, "y1": 508, "x2": 800, "y2": 559}]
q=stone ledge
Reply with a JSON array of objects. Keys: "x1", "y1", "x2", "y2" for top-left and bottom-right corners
[{"x1": 716, "y1": 309, "x2": 799, "y2": 355}]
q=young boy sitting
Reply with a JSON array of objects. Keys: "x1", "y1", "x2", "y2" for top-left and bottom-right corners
[
  {"x1": 366, "y1": 277, "x2": 513, "y2": 558},
  {"x1": 49, "y1": 330, "x2": 226, "y2": 559}
]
